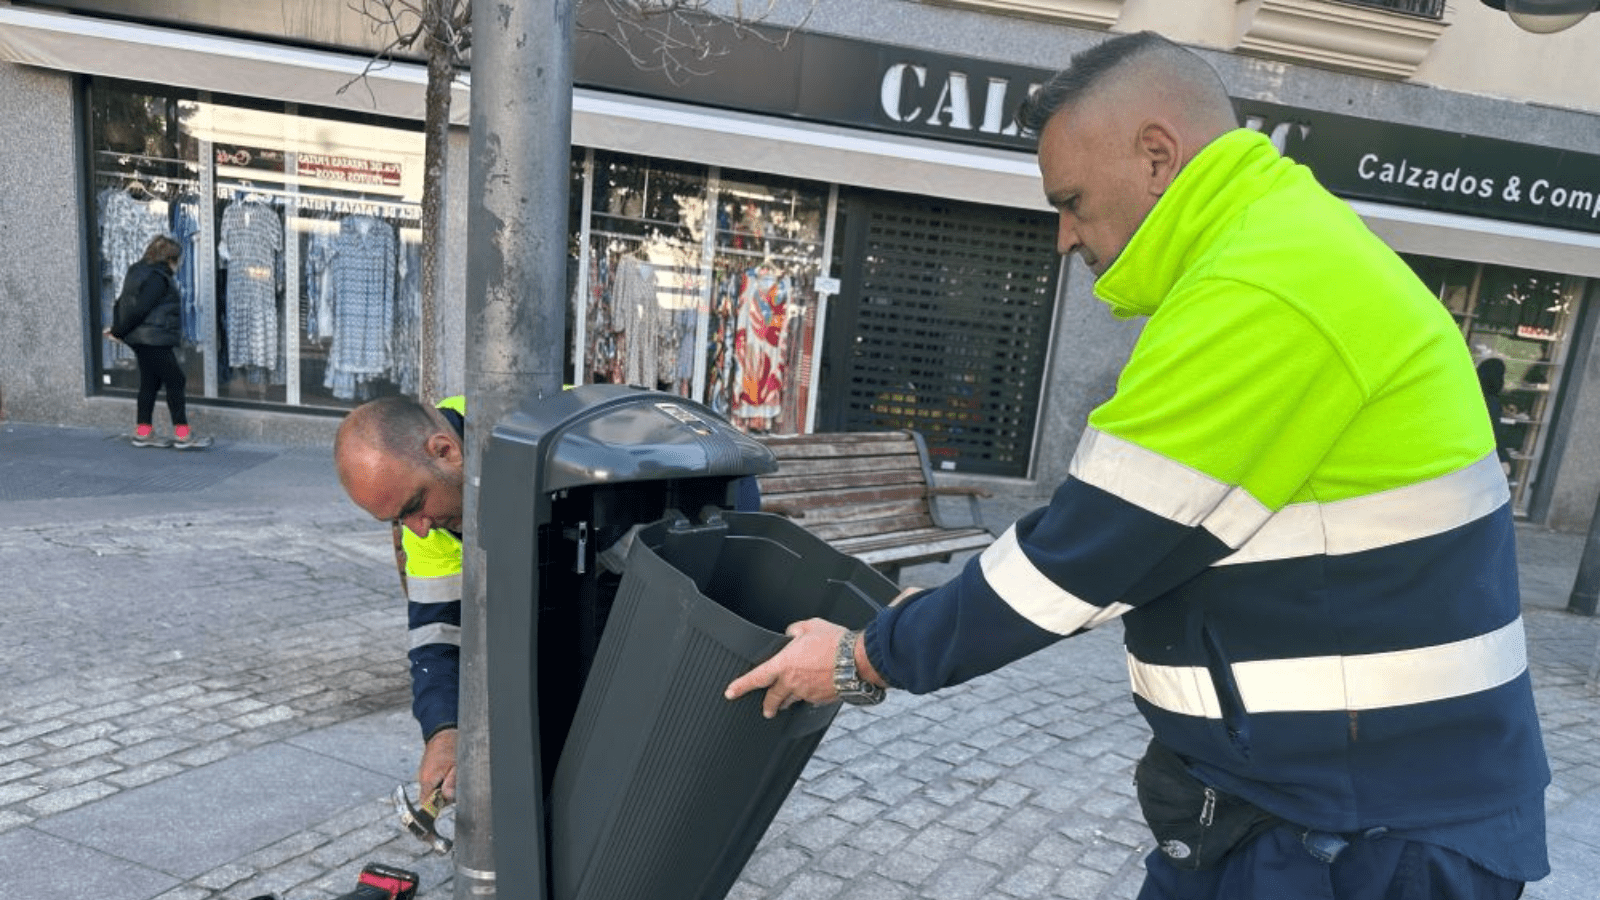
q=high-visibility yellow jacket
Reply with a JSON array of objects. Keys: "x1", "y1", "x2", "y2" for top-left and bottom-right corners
[
  {"x1": 403, "y1": 395, "x2": 465, "y2": 740},
  {"x1": 864, "y1": 130, "x2": 1548, "y2": 879}
]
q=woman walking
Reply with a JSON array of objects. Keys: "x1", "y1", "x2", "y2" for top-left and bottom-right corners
[{"x1": 107, "y1": 234, "x2": 212, "y2": 449}]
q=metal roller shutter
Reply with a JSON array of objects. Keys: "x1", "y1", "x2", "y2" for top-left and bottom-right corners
[{"x1": 821, "y1": 190, "x2": 1060, "y2": 478}]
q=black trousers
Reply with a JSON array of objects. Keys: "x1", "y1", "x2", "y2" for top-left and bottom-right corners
[{"x1": 130, "y1": 344, "x2": 188, "y2": 428}]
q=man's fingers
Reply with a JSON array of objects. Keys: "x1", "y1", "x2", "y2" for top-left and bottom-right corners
[
  {"x1": 725, "y1": 664, "x2": 786, "y2": 719},
  {"x1": 763, "y1": 689, "x2": 788, "y2": 719},
  {"x1": 726, "y1": 618, "x2": 842, "y2": 718},
  {"x1": 724, "y1": 659, "x2": 777, "y2": 702}
]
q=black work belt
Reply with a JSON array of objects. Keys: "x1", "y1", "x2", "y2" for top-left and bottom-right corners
[
  {"x1": 1134, "y1": 739, "x2": 1283, "y2": 870},
  {"x1": 1134, "y1": 739, "x2": 1402, "y2": 871}
]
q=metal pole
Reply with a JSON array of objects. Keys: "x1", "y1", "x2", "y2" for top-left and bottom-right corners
[
  {"x1": 1567, "y1": 488, "x2": 1600, "y2": 616},
  {"x1": 458, "y1": 1, "x2": 575, "y2": 898}
]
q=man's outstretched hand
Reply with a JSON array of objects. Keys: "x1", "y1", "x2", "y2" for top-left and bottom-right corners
[{"x1": 725, "y1": 618, "x2": 850, "y2": 719}]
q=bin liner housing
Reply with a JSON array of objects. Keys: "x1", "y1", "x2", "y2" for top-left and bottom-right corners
[{"x1": 549, "y1": 510, "x2": 897, "y2": 900}]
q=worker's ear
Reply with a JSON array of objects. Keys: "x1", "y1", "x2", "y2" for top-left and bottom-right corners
[
  {"x1": 425, "y1": 432, "x2": 461, "y2": 466},
  {"x1": 1136, "y1": 119, "x2": 1182, "y2": 196}
]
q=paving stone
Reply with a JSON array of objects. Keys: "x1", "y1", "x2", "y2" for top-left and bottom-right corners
[
  {"x1": 309, "y1": 820, "x2": 401, "y2": 869},
  {"x1": 0, "y1": 759, "x2": 41, "y2": 784},
  {"x1": 242, "y1": 829, "x2": 332, "y2": 869},
  {"x1": 39, "y1": 737, "x2": 122, "y2": 768},
  {"x1": 924, "y1": 859, "x2": 1002, "y2": 900},
  {"x1": 107, "y1": 760, "x2": 186, "y2": 789},
  {"x1": 68, "y1": 699, "x2": 143, "y2": 723},
  {"x1": 193, "y1": 862, "x2": 255, "y2": 890},
  {"x1": 112, "y1": 736, "x2": 198, "y2": 766},
  {"x1": 742, "y1": 844, "x2": 810, "y2": 886},
  {"x1": 0, "y1": 720, "x2": 69, "y2": 747},
  {"x1": 25, "y1": 779, "x2": 118, "y2": 814},
  {"x1": 15, "y1": 700, "x2": 80, "y2": 724},
  {"x1": 0, "y1": 781, "x2": 46, "y2": 805},
  {"x1": 0, "y1": 827, "x2": 177, "y2": 900},
  {"x1": 0, "y1": 741, "x2": 44, "y2": 766},
  {"x1": 35, "y1": 758, "x2": 121, "y2": 789},
  {"x1": 942, "y1": 799, "x2": 1009, "y2": 834},
  {"x1": 35, "y1": 744, "x2": 390, "y2": 880},
  {"x1": 149, "y1": 887, "x2": 210, "y2": 900}
]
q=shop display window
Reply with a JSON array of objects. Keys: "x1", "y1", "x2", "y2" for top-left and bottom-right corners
[
  {"x1": 1404, "y1": 254, "x2": 1583, "y2": 515},
  {"x1": 706, "y1": 171, "x2": 826, "y2": 432},
  {"x1": 573, "y1": 150, "x2": 830, "y2": 434},
  {"x1": 88, "y1": 79, "x2": 427, "y2": 410},
  {"x1": 577, "y1": 153, "x2": 708, "y2": 396}
]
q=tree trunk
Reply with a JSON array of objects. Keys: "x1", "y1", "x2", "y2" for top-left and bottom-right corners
[{"x1": 419, "y1": 0, "x2": 455, "y2": 403}]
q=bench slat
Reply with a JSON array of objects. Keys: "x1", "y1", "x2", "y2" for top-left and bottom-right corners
[
  {"x1": 762, "y1": 484, "x2": 929, "y2": 513},
  {"x1": 759, "y1": 433, "x2": 919, "y2": 454},
  {"x1": 839, "y1": 530, "x2": 994, "y2": 565},
  {"x1": 766, "y1": 498, "x2": 932, "y2": 528},
  {"x1": 761, "y1": 455, "x2": 924, "y2": 483}
]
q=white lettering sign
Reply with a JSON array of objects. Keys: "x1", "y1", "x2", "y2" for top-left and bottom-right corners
[{"x1": 879, "y1": 63, "x2": 1037, "y2": 137}]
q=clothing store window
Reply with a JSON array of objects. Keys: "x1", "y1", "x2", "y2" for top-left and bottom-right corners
[
  {"x1": 573, "y1": 149, "x2": 830, "y2": 433},
  {"x1": 1403, "y1": 254, "x2": 1584, "y2": 516},
  {"x1": 87, "y1": 78, "x2": 428, "y2": 410},
  {"x1": 577, "y1": 153, "x2": 708, "y2": 395},
  {"x1": 707, "y1": 170, "x2": 827, "y2": 432}
]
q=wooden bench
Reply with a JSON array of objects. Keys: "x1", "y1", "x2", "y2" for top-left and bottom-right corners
[{"x1": 754, "y1": 430, "x2": 995, "y2": 580}]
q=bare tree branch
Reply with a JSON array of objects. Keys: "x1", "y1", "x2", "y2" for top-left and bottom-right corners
[
  {"x1": 343, "y1": 0, "x2": 812, "y2": 398},
  {"x1": 578, "y1": 0, "x2": 813, "y2": 85}
]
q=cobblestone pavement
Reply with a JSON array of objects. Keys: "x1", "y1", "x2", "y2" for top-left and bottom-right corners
[{"x1": 1, "y1": 421, "x2": 1598, "y2": 899}]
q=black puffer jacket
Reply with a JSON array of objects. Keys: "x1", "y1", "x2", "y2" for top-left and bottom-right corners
[{"x1": 112, "y1": 261, "x2": 182, "y2": 347}]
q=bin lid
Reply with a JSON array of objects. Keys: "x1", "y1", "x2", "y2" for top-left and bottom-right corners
[{"x1": 492, "y1": 384, "x2": 777, "y2": 492}]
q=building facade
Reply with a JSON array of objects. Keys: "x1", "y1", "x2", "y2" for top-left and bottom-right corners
[{"x1": 2, "y1": 0, "x2": 1598, "y2": 529}]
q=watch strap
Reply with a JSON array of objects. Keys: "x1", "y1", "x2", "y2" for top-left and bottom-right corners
[{"x1": 833, "y1": 629, "x2": 886, "y2": 706}]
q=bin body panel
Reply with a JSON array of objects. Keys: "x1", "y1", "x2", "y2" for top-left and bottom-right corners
[
  {"x1": 483, "y1": 386, "x2": 778, "y2": 900},
  {"x1": 550, "y1": 512, "x2": 896, "y2": 900}
]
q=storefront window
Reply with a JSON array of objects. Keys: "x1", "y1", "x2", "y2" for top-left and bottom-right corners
[
  {"x1": 577, "y1": 153, "x2": 708, "y2": 394},
  {"x1": 88, "y1": 79, "x2": 425, "y2": 410},
  {"x1": 1404, "y1": 254, "x2": 1583, "y2": 515},
  {"x1": 573, "y1": 150, "x2": 829, "y2": 434},
  {"x1": 706, "y1": 170, "x2": 827, "y2": 432}
]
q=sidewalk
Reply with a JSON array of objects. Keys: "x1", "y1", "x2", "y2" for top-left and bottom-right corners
[{"x1": 1, "y1": 420, "x2": 1597, "y2": 899}]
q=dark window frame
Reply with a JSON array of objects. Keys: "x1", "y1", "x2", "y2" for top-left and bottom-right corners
[{"x1": 1335, "y1": 0, "x2": 1447, "y2": 19}]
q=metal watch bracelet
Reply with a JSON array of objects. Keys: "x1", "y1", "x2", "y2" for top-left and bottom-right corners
[{"x1": 834, "y1": 628, "x2": 886, "y2": 706}]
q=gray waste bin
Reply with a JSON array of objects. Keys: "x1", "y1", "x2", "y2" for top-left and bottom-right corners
[
  {"x1": 548, "y1": 511, "x2": 895, "y2": 900},
  {"x1": 481, "y1": 384, "x2": 893, "y2": 900}
]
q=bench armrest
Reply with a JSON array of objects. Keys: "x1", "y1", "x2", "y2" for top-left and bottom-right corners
[
  {"x1": 924, "y1": 485, "x2": 990, "y2": 532},
  {"x1": 927, "y1": 485, "x2": 992, "y2": 499}
]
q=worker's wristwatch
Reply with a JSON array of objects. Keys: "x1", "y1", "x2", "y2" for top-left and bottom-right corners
[{"x1": 834, "y1": 629, "x2": 886, "y2": 706}]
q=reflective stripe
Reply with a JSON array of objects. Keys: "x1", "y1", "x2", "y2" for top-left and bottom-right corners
[
  {"x1": 1216, "y1": 454, "x2": 1509, "y2": 566},
  {"x1": 1201, "y1": 486, "x2": 1273, "y2": 551},
  {"x1": 1129, "y1": 617, "x2": 1528, "y2": 717},
  {"x1": 1126, "y1": 654, "x2": 1225, "y2": 719},
  {"x1": 1071, "y1": 429, "x2": 1270, "y2": 547},
  {"x1": 1071, "y1": 428, "x2": 1235, "y2": 528},
  {"x1": 981, "y1": 524, "x2": 1132, "y2": 635},
  {"x1": 410, "y1": 622, "x2": 461, "y2": 650},
  {"x1": 409, "y1": 572, "x2": 462, "y2": 604}
]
